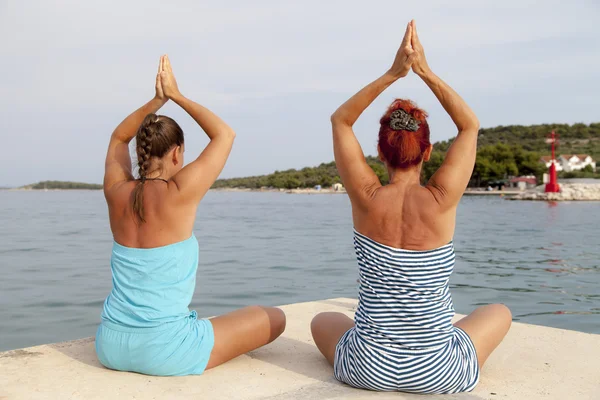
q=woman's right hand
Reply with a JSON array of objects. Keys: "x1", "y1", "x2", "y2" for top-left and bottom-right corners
[
  {"x1": 409, "y1": 20, "x2": 431, "y2": 77},
  {"x1": 159, "y1": 55, "x2": 182, "y2": 100},
  {"x1": 388, "y1": 21, "x2": 415, "y2": 79}
]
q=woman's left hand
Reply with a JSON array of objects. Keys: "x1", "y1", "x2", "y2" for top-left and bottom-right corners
[
  {"x1": 159, "y1": 55, "x2": 182, "y2": 101},
  {"x1": 410, "y1": 20, "x2": 431, "y2": 77},
  {"x1": 388, "y1": 21, "x2": 416, "y2": 79},
  {"x1": 155, "y1": 57, "x2": 166, "y2": 102}
]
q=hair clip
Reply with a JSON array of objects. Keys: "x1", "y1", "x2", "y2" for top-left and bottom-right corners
[{"x1": 389, "y1": 109, "x2": 419, "y2": 132}]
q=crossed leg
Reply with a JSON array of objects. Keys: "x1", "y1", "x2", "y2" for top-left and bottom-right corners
[
  {"x1": 310, "y1": 312, "x2": 355, "y2": 366},
  {"x1": 310, "y1": 304, "x2": 512, "y2": 370},
  {"x1": 206, "y1": 305, "x2": 286, "y2": 370},
  {"x1": 453, "y1": 303, "x2": 512, "y2": 368}
]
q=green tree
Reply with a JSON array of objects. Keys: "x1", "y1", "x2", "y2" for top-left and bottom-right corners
[{"x1": 422, "y1": 152, "x2": 444, "y2": 183}]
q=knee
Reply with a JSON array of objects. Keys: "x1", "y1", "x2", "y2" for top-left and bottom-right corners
[
  {"x1": 310, "y1": 312, "x2": 336, "y2": 337},
  {"x1": 271, "y1": 307, "x2": 287, "y2": 336},
  {"x1": 310, "y1": 313, "x2": 325, "y2": 342},
  {"x1": 490, "y1": 303, "x2": 512, "y2": 327},
  {"x1": 258, "y1": 306, "x2": 286, "y2": 341},
  {"x1": 310, "y1": 313, "x2": 325, "y2": 335}
]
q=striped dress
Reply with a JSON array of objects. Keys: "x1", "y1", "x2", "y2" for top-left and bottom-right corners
[{"x1": 334, "y1": 230, "x2": 479, "y2": 394}]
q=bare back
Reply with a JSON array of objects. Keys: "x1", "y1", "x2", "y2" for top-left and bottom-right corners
[
  {"x1": 353, "y1": 184, "x2": 456, "y2": 250},
  {"x1": 106, "y1": 181, "x2": 197, "y2": 248}
]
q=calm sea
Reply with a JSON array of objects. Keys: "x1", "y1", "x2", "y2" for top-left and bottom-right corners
[{"x1": 0, "y1": 191, "x2": 598, "y2": 351}]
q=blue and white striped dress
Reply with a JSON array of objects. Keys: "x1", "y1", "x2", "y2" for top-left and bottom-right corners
[{"x1": 334, "y1": 230, "x2": 479, "y2": 394}]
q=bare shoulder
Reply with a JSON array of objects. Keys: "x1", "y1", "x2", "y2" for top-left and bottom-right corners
[
  {"x1": 371, "y1": 183, "x2": 439, "y2": 207},
  {"x1": 354, "y1": 184, "x2": 450, "y2": 249},
  {"x1": 362, "y1": 184, "x2": 441, "y2": 223},
  {"x1": 104, "y1": 180, "x2": 134, "y2": 205},
  {"x1": 415, "y1": 184, "x2": 442, "y2": 208},
  {"x1": 104, "y1": 183, "x2": 138, "y2": 233},
  {"x1": 106, "y1": 181, "x2": 197, "y2": 246},
  {"x1": 370, "y1": 184, "x2": 444, "y2": 227},
  {"x1": 107, "y1": 180, "x2": 194, "y2": 212}
]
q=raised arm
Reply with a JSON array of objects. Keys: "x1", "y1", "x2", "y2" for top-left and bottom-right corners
[
  {"x1": 158, "y1": 56, "x2": 235, "y2": 205},
  {"x1": 331, "y1": 22, "x2": 416, "y2": 206},
  {"x1": 103, "y1": 59, "x2": 167, "y2": 194},
  {"x1": 410, "y1": 21, "x2": 480, "y2": 208}
]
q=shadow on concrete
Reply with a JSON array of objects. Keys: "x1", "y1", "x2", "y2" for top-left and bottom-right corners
[
  {"x1": 47, "y1": 330, "x2": 486, "y2": 400},
  {"x1": 249, "y1": 336, "x2": 486, "y2": 400},
  {"x1": 247, "y1": 336, "x2": 336, "y2": 382},
  {"x1": 48, "y1": 337, "x2": 105, "y2": 370},
  {"x1": 259, "y1": 384, "x2": 485, "y2": 400}
]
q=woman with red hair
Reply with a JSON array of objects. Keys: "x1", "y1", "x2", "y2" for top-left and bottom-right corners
[{"x1": 310, "y1": 21, "x2": 511, "y2": 394}]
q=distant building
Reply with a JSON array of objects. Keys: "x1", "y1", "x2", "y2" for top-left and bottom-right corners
[
  {"x1": 559, "y1": 154, "x2": 596, "y2": 172},
  {"x1": 540, "y1": 154, "x2": 596, "y2": 172},
  {"x1": 509, "y1": 176, "x2": 537, "y2": 191},
  {"x1": 540, "y1": 156, "x2": 563, "y2": 172},
  {"x1": 332, "y1": 183, "x2": 344, "y2": 192}
]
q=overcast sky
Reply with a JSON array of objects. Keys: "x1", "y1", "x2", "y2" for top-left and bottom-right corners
[{"x1": 0, "y1": 0, "x2": 598, "y2": 187}]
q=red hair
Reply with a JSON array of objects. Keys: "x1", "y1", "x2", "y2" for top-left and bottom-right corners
[{"x1": 378, "y1": 99, "x2": 430, "y2": 169}]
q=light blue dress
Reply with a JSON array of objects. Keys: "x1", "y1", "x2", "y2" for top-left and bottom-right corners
[{"x1": 95, "y1": 234, "x2": 214, "y2": 376}]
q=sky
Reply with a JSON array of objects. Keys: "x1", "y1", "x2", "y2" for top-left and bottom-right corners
[{"x1": 0, "y1": 0, "x2": 598, "y2": 187}]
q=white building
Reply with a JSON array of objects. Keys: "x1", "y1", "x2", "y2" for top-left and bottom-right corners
[
  {"x1": 540, "y1": 154, "x2": 596, "y2": 172},
  {"x1": 509, "y1": 176, "x2": 537, "y2": 191},
  {"x1": 540, "y1": 156, "x2": 563, "y2": 171},
  {"x1": 559, "y1": 154, "x2": 596, "y2": 172}
]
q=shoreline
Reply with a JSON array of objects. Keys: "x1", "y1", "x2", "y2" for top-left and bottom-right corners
[
  {"x1": 0, "y1": 188, "x2": 538, "y2": 197},
  {"x1": 509, "y1": 183, "x2": 600, "y2": 201},
  {"x1": 4, "y1": 185, "x2": 600, "y2": 200},
  {"x1": 3, "y1": 188, "x2": 102, "y2": 192},
  {"x1": 210, "y1": 187, "x2": 348, "y2": 194}
]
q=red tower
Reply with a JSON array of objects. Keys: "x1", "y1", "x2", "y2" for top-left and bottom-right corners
[{"x1": 545, "y1": 130, "x2": 560, "y2": 193}]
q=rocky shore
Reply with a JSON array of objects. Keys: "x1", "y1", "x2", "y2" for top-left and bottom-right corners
[{"x1": 509, "y1": 183, "x2": 600, "y2": 201}]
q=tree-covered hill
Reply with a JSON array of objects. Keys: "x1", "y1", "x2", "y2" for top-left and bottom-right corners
[
  {"x1": 215, "y1": 122, "x2": 600, "y2": 189},
  {"x1": 16, "y1": 124, "x2": 599, "y2": 191},
  {"x1": 434, "y1": 123, "x2": 600, "y2": 158},
  {"x1": 21, "y1": 181, "x2": 103, "y2": 190},
  {"x1": 213, "y1": 158, "x2": 388, "y2": 190}
]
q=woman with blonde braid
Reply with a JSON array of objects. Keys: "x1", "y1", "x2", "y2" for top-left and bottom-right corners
[{"x1": 96, "y1": 55, "x2": 286, "y2": 376}]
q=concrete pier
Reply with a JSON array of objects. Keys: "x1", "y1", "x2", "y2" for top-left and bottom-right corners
[{"x1": 1, "y1": 298, "x2": 599, "y2": 399}]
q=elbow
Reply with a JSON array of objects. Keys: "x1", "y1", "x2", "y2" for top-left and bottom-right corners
[
  {"x1": 224, "y1": 128, "x2": 236, "y2": 140},
  {"x1": 459, "y1": 118, "x2": 480, "y2": 134},
  {"x1": 330, "y1": 112, "x2": 341, "y2": 125},
  {"x1": 210, "y1": 128, "x2": 235, "y2": 144},
  {"x1": 330, "y1": 111, "x2": 349, "y2": 127},
  {"x1": 111, "y1": 131, "x2": 131, "y2": 144},
  {"x1": 468, "y1": 115, "x2": 481, "y2": 131}
]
